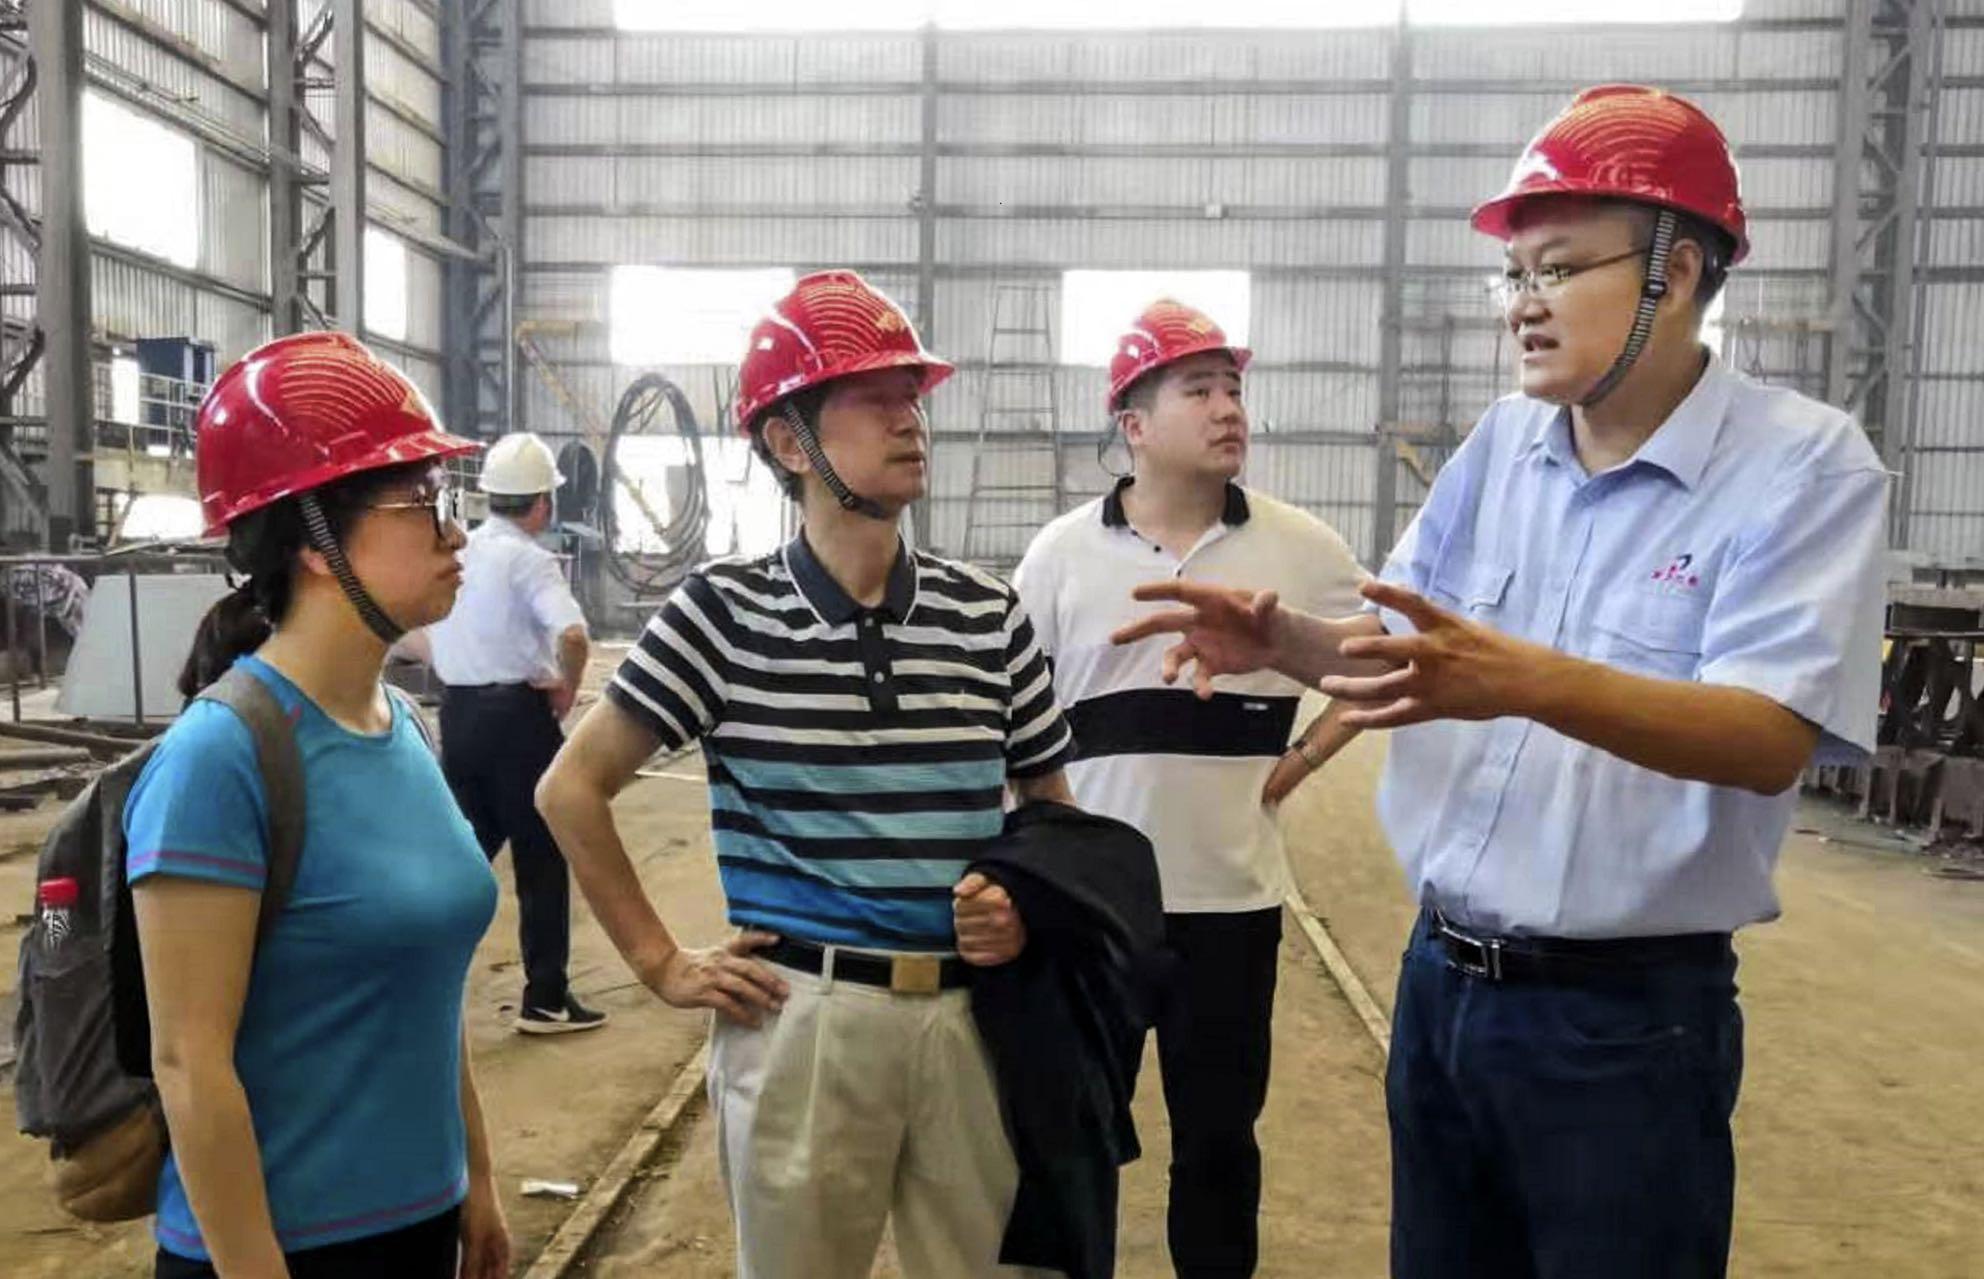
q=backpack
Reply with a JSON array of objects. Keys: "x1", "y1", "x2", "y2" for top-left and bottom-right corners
[{"x1": 11, "y1": 665, "x2": 432, "y2": 1222}]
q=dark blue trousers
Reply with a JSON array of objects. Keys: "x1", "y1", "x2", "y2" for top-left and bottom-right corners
[{"x1": 1388, "y1": 915, "x2": 1744, "y2": 1279}]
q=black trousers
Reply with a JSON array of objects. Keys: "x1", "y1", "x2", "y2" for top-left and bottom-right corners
[
  {"x1": 1389, "y1": 915, "x2": 1744, "y2": 1279},
  {"x1": 156, "y1": 1205, "x2": 461, "y2": 1278},
  {"x1": 1154, "y1": 906, "x2": 1282, "y2": 1279},
  {"x1": 440, "y1": 682, "x2": 572, "y2": 1010}
]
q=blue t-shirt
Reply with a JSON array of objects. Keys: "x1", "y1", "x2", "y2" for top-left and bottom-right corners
[{"x1": 124, "y1": 655, "x2": 498, "y2": 1259}]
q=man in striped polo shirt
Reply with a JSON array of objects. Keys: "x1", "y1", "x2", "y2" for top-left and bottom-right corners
[
  {"x1": 538, "y1": 271, "x2": 1074, "y2": 1279},
  {"x1": 1016, "y1": 300, "x2": 1366, "y2": 1278}
]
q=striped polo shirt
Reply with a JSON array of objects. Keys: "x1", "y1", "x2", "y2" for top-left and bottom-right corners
[
  {"x1": 1016, "y1": 480, "x2": 1366, "y2": 913},
  {"x1": 607, "y1": 532, "x2": 1074, "y2": 952}
]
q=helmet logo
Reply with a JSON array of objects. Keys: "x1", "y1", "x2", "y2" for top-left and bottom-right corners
[
  {"x1": 1184, "y1": 316, "x2": 1213, "y2": 335},
  {"x1": 873, "y1": 309, "x2": 906, "y2": 333},
  {"x1": 1511, "y1": 150, "x2": 1560, "y2": 185}
]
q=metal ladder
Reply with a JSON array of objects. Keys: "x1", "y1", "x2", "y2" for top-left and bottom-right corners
[{"x1": 958, "y1": 280, "x2": 1064, "y2": 572}]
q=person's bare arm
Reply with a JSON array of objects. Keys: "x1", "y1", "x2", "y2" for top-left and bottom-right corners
[
  {"x1": 456, "y1": 1028, "x2": 510, "y2": 1279},
  {"x1": 1009, "y1": 768, "x2": 1074, "y2": 807},
  {"x1": 536, "y1": 698, "x2": 786, "y2": 1023},
  {"x1": 1262, "y1": 698, "x2": 1362, "y2": 807},
  {"x1": 555, "y1": 624, "x2": 589, "y2": 694},
  {"x1": 134, "y1": 879, "x2": 288, "y2": 1279},
  {"x1": 1325, "y1": 581, "x2": 1818, "y2": 795},
  {"x1": 1110, "y1": 580, "x2": 1388, "y2": 694}
]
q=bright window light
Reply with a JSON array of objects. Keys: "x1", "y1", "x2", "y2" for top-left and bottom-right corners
[
  {"x1": 614, "y1": 0, "x2": 928, "y2": 30},
  {"x1": 1703, "y1": 291, "x2": 1728, "y2": 359},
  {"x1": 364, "y1": 228, "x2": 409, "y2": 343},
  {"x1": 118, "y1": 494, "x2": 204, "y2": 543},
  {"x1": 933, "y1": 0, "x2": 1394, "y2": 27},
  {"x1": 83, "y1": 93, "x2": 198, "y2": 268},
  {"x1": 612, "y1": 436, "x2": 786, "y2": 558},
  {"x1": 1060, "y1": 270, "x2": 1251, "y2": 367},
  {"x1": 110, "y1": 356, "x2": 141, "y2": 425},
  {"x1": 611, "y1": 267, "x2": 798, "y2": 366},
  {"x1": 611, "y1": 0, "x2": 1736, "y2": 29},
  {"x1": 1407, "y1": 0, "x2": 1739, "y2": 20}
]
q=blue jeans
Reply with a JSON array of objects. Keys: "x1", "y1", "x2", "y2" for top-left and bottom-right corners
[{"x1": 1387, "y1": 915, "x2": 1744, "y2": 1279}]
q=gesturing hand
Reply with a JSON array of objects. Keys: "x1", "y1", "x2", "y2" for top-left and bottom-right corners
[
  {"x1": 1110, "y1": 579, "x2": 1287, "y2": 699},
  {"x1": 1319, "y1": 580, "x2": 1550, "y2": 729}
]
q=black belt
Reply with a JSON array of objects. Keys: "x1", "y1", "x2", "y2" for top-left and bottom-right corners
[
  {"x1": 762, "y1": 937, "x2": 970, "y2": 995},
  {"x1": 443, "y1": 682, "x2": 539, "y2": 697},
  {"x1": 1426, "y1": 908, "x2": 1731, "y2": 984}
]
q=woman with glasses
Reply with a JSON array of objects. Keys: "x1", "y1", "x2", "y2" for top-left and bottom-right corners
[{"x1": 130, "y1": 332, "x2": 510, "y2": 1278}]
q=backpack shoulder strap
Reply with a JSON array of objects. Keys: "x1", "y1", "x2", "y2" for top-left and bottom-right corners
[
  {"x1": 197, "y1": 667, "x2": 306, "y2": 950},
  {"x1": 384, "y1": 684, "x2": 438, "y2": 758}
]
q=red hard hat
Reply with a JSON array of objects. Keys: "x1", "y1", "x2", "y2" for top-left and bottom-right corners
[
  {"x1": 195, "y1": 331, "x2": 479, "y2": 537},
  {"x1": 1471, "y1": 84, "x2": 1748, "y2": 264},
  {"x1": 1107, "y1": 299, "x2": 1252, "y2": 412},
  {"x1": 733, "y1": 270, "x2": 954, "y2": 432}
]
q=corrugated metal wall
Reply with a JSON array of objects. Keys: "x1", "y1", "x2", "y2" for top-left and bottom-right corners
[
  {"x1": 518, "y1": 0, "x2": 1984, "y2": 569},
  {"x1": 27, "y1": 2, "x2": 1984, "y2": 565},
  {"x1": 4, "y1": 0, "x2": 448, "y2": 425}
]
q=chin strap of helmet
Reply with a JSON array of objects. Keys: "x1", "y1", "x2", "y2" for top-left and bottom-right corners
[
  {"x1": 1579, "y1": 208, "x2": 1678, "y2": 409},
  {"x1": 298, "y1": 492, "x2": 405, "y2": 644},
  {"x1": 780, "y1": 400, "x2": 893, "y2": 522}
]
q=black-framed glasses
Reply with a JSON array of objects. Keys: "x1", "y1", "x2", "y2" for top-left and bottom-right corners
[
  {"x1": 1490, "y1": 245, "x2": 1646, "y2": 308},
  {"x1": 366, "y1": 485, "x2": 464, "y2": 539}
]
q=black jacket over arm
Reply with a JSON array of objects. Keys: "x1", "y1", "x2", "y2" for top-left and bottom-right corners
[{"x1": 968, "y1": 801, "x2": 1168, "y2": 1279}]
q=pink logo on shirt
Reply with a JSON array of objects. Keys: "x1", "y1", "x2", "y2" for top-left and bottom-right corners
[{"x1": 1650, "y1": 553, "x2": 1700, "y2": 588}]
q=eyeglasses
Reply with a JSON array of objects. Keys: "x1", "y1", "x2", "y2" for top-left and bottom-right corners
[
  {"x1": 1490, "y1": 245, "x2": 1646, "y2": 308},
  {"x1": 366, "y1": 486, "x2": 465, "y2": 540}
]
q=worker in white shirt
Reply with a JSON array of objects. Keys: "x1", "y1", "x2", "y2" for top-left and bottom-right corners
[{"x1": 417, "y1": 432, "x2": 603, "y2": 1034}]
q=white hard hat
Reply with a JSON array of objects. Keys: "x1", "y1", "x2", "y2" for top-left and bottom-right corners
[{"x1": 478, "y1": 432, "x2": 564, "y2": 496}]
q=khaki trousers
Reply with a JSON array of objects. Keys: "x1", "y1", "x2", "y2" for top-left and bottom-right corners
[{"x1": 708, "y1": 957, "x2": 1059, "y2": 1279}]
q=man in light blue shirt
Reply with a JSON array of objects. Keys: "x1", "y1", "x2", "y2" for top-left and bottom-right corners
[{"x1": 1114, "y1": 87, "x2": 1888, "y2": 1279}]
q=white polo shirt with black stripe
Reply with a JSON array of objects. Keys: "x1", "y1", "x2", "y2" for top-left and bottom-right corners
[
  {"x1": 1015, "y1": 479, "x2": 1366, "y2": 913},
  {"x1": 606, "y1": 533, "x2": 1073, "y2": 953}
]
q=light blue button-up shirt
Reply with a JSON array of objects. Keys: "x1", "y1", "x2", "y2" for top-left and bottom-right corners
[{"x1": 1376, "y1": 356, "x2": 1889, "y2": 939}]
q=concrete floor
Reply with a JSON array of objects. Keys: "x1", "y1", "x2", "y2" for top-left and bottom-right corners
[{"x1": 1, "y1": 677, "x2": 1981, "y2": 1276}]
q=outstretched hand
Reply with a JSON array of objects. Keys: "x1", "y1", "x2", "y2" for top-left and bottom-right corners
[
  {"x1": 1110, "y1": 579, "x2": 1286, "y2": 699},
  {"x1": 1319, "y1": 580, "x2": 1551, "y2": 729}
]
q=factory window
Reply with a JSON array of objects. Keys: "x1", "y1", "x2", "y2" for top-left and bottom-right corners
[
  {"x1": 1703, "y1": 291, "x2": 1728, "y2": 359},
  {"x1": 611, "y1": 0, "x2": 1737, "y2": 29},
  {"x1": 1407, "y1": 0, "x2": 1739, "y2": 20},
  {"x1": 117, "y1": 494, "x2": 203, "y2": 543},
  {"x1": 82, "y1": 93, "x2": 198, "y2": 269},
  {"x1": 365, "y1": 228, "x2": 410, "y2": 343},
  {"x1": 610, "y1": 267, "x2": 797, "y2": 367},
  {"x1": 611, "y1": 436, "x2": 788, "y2": 560},
  {"x1": 615, "y1": 0, "x2": 926, "y2": 29},
  {"x1": 109, "y1": 356, "x2": 142, "y2": 426},
  {"x1": 1059, "y1": 270, "x2": 1251, "y2": 367}
]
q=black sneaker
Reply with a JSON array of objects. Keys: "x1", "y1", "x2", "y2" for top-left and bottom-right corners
[{"x1": 514, "y1": 995, "x2": 609, "y2": 1035}]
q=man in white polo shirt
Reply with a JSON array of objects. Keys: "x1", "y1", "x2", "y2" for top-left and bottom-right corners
[{"x1": 1014, "y1": 300, "x2": 1364, "y2": 1278}]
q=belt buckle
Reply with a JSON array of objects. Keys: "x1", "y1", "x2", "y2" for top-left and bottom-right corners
[
  {"x1": 889, "y1": 954, "x2": 943, "y2": 996},
  {"x1": 1439, "y1": 920, "x2": 1504, "y2": 982}
]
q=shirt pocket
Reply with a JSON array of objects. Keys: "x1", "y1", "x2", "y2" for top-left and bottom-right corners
[
  {"x1": 1590, "y1": 588, "x2": 1708, "y2": 680},
  {"x1": 1430, "y1": 560, "x2": 1514, "y2": 620}
]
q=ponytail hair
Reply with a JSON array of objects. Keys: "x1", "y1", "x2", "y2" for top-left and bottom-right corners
[{"x1": 177, "y1": 461, "x2": 427, "y2": 702}]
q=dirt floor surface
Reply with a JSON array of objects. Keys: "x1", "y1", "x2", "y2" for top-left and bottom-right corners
[{"x1": 2, "y1": 680, "x2": 1982, "y2": 1277}]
